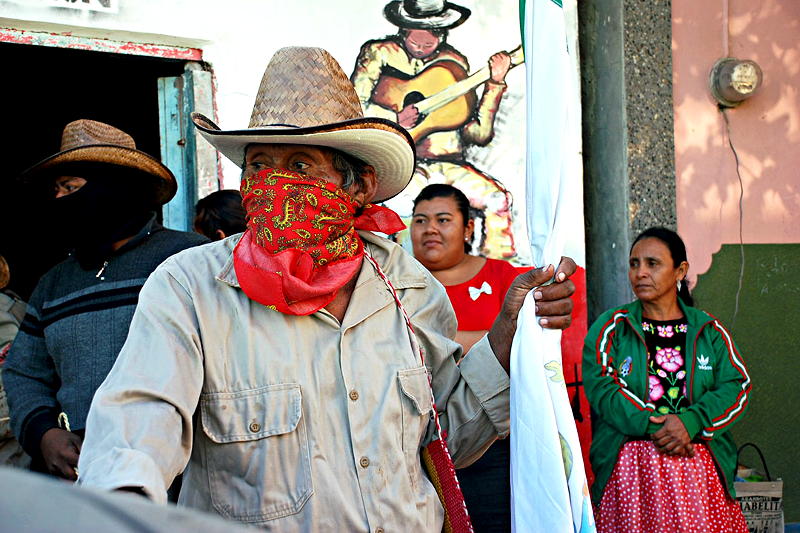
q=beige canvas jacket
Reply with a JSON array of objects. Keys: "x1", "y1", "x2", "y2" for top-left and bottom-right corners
[{"x1": 78, "y1": 231, "x2": 510, "y2": 532}]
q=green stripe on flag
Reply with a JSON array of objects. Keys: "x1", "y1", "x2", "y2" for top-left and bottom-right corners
[{"x1": 520, "y1": 0, "x2": 565, "y2": 48}]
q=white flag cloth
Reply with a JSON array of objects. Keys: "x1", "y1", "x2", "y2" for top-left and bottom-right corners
[{"x1": 511, "y1": 0, "x2": 594, "y2": 532}]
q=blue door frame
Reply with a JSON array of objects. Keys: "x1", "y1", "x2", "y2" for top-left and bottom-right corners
[{"x1": 158, "y1": 66, "x2": 216, "y2": 231}]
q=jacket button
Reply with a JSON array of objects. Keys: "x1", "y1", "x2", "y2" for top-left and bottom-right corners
[
  {"x1": 359, "y1": 456, "x2": 370, "y2": 468},
  {"x1": 375, "y1": 528, "x2": 384, "y2": 533},
  {"x1": 349, "y1": 390, "x2": 359, "y2": 401},
  {"x1": 249, "y1": 422, "x2": 261, "y2": 432}
]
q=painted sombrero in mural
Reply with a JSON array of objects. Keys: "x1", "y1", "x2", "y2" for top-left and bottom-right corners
[{"x1": 383, "y1": 0, "x2": 471, "y2": 29}]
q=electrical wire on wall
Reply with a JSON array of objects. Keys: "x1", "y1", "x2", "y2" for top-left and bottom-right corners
[
  {"x1": 711, "y1": 0, "x2": 761, "y2": 333},
  {"x1": 719, "y1": 107, "x2": 745, "y2": 332}
]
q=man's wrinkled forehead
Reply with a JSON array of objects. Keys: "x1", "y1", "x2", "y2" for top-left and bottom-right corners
[{"x1": 244, "y1": 142, "x2": 334, "y2": 159}]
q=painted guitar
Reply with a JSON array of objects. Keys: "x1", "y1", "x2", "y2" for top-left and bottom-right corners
[{"x1": 372, "y1": 45, "x2": 524, "y2": 142}]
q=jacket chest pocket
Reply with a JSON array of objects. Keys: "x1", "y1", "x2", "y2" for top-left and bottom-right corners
[
  {"x1": 398, "y1": 366, "x2": 434, "y2": 490},
  {"x1": 200, "y1": 383, "x2": 312, "y2": 524}
]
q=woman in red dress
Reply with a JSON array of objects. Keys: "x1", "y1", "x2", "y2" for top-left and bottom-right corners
[
  {"x1": 583, "y1": 227, "x2": 750, "y2": 532},
  {"x1": 411, "y1": 184, "x2": 519, "y2": 532}
]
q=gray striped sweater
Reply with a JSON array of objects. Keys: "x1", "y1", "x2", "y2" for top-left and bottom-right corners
[{"x1": 3, "y1": 216, "x2": 208, "y2": 458}]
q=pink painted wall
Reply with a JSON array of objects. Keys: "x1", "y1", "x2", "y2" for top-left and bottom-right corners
[{"x1": 672, "y1": 0, "x2": 800, "y2": 284}]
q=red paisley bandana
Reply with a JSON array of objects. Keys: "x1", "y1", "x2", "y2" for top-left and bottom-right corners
[{"x1": 234, "y1": 168, "x2": 406, "y2": 315}]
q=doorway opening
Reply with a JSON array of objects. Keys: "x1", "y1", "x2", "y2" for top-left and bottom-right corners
[{"x1": 1, "y1": 41, "x2": 189, "y2": 299}]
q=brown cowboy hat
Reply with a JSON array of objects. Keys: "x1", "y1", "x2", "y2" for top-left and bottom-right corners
[
  {"x1": 191, "y1": 46, "x2": 416, "y2": 203},
  {"x1": 384, "y1": 0, "x2": 471, "y2": 30},
  {"x1": 21, "y1": 119, "x2": 177, "y2": 205}
]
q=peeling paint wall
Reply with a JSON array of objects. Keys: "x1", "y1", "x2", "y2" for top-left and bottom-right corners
[{"x1": 672, "y1": 0, "x2": 800, "y2": 285}]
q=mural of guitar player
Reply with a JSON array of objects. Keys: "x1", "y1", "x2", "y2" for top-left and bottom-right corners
[{"x1": 351, "y1": 0, "x2": 524, "y2": 259}]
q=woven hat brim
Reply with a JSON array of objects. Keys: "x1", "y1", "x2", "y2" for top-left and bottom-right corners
[
  {"x1": 21, "y1": 145, "x2": 177, "y2": 205},
  {"x1": 384, "y1": 1, "x2": 471, "y2": 29},
  {"x1": 192, "y1": 113, "x2": 416, "y2": 203}
]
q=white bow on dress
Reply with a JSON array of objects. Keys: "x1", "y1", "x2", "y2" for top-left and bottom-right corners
[{"x1": 468, "y1": 281, "x2": 492, "y2": 301}]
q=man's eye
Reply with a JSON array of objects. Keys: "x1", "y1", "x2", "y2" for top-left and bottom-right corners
[{"x1": 291, "y1": 161, "x2": 310, "y2": 172}]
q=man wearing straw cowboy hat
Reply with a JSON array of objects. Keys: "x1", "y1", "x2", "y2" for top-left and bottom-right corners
[
  {"x1": 78, "y1": 47, "x2": 575, "y2": 531},
  {"x1": 3, "y1": 119, "x2": 207, "y2": 481}
]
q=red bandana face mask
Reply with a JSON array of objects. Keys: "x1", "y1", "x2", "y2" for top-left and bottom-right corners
[{"x1": 233, "y1": 168, "x2": 406, "y2": 315}]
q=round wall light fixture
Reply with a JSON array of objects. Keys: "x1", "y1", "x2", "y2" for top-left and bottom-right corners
[{"x1": 709, "y1": 58, "x2": 763, "y2": 107}]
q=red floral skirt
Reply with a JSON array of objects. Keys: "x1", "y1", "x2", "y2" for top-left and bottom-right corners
[{"x1": 596, "y1": 440, "x2": 747, "y2": 533}]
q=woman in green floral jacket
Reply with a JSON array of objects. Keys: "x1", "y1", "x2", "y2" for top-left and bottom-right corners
[{"x1": 583, "y1": 227, "x2": 750, "y2": 532}]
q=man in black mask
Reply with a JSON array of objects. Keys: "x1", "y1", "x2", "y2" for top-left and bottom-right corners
[{"x1": 3, "y1": 119, "x2": 208, "y2": 480}]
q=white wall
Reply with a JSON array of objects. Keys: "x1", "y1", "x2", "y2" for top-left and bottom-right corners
[{"x1": 1, "y1": 0, "x2": 528, "y2": 259}]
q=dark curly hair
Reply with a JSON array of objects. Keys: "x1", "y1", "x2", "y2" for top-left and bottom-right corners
[{"x1": 194, "y1": 190, "x2": 247, "y2": 241}]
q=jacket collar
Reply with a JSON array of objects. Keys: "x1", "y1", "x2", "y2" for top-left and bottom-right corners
[{"x1": 621, "y1": 298, "x2": 714, "y2": 330}]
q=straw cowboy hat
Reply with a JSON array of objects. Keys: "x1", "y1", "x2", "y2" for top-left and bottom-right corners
[
  {"x1": 191, "y1": 46, "x2": 416, "y2": 203},
  {"x1": 384, "y1": 0, "x2": 471, "y2": 30},
  {"x1": 21, "y1": 119, "x2": 177, "y2": 205}
]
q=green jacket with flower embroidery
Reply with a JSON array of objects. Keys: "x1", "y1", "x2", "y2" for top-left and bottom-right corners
[{"x1": 582, "y1": 299, "x2": 751, "y2": 503}]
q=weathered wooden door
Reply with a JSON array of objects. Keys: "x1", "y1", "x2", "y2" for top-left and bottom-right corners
[{"x1": 158, "y1": 64, "x2": 217, "y2": 231}]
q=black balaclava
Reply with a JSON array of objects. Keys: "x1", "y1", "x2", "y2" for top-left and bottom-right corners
[{"x1": 51, "y1": 169, "x2": 157, "y2": 269}]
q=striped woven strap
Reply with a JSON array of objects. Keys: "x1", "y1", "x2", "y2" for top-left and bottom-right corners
[{"x1": 363, "y1": 252, "x2": 439, "y2": 428}]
